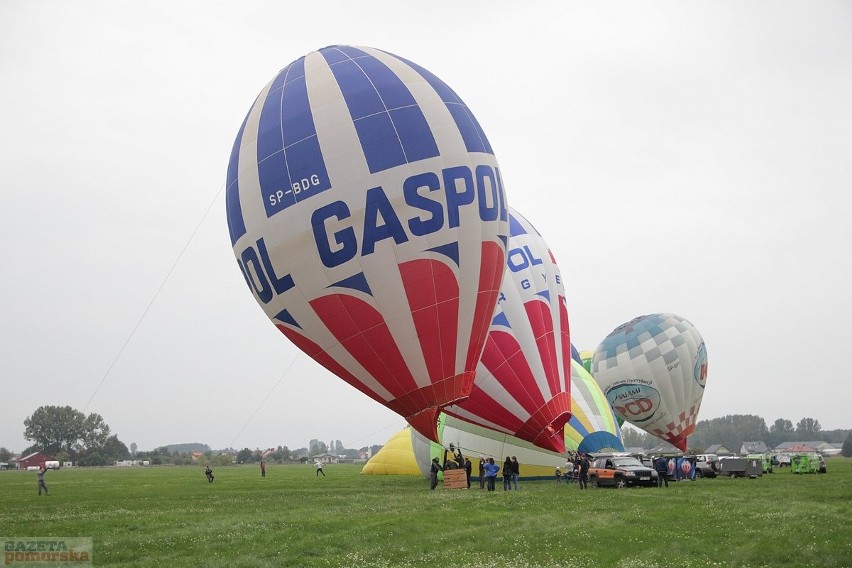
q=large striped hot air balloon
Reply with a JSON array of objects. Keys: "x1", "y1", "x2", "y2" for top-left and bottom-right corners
[
  {"x1": 226, "y1": 46, "x2": 509, "y2": 442},
  {"x1": 592, "y1": 313, "x2": 708, "y2": 452},
  {"x1": 443, "y1": 208, "x2": 571, "y2": 452}
]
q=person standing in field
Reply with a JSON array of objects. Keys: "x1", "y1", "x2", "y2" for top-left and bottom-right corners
[
  {"x1": 464, "y1": 458, "x2": 472, "y2": 489},
  {"x1": 260, "y1": 462, "x2": 266, "y2": 478},
  {"x1": 483, "y1": 458, "x2": 500, "y2": 492},
  {"x1": 654, "y1": 456, "x2": 669, "y2": 488},
  {"x1": 478, "y1": 456, "x2": 486, "y2": 489},
  {"x1": 429, "y1": 457, "x2": 443, "y2": 490},
  {"x1": 315, "y1": 460, "x2": 326, "y2": 477},
  {"x1": 37, "y1": 465, "x2": 49, "y2": 495},
  {"x1": 204, "y1": 465, "x2": 214, "y2": 483},
  {"x1": 565, "y1": 457, "x2": 574, "y2": 484},
  {"x1": 511, "y1": 456, "x2": 520, "y2": 490},
  {"x1": 577, "y1": 454, "x2": 590, "y2": 489},
  {"x1": 503, "y1": 457, "x2": 513, "y2": 490}
]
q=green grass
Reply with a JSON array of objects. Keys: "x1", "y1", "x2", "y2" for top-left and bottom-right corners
[{"x1": 1, "y1": 458, "x2": 850, "y2": 567}]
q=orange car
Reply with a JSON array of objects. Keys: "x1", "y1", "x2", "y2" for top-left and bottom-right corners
[{"x1": 588, "y1": 456, "x2": 658, "y2": 488}]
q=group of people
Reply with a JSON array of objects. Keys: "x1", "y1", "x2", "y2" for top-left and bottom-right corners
[{"x1": 556, "y1": 452, "x2": 590, "y2": 489}]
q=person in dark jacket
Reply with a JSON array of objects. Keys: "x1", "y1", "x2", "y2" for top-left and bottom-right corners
[
  {"x1": 511, "y1": 456, "x2": 520, "y2": 490},
  {"x1": 578, "y1": 454, "x2": 590, "y2": 489},
  {"x1": 429, "y1": 457, "x2": 443, "y2": 490},
  {"x1": 503, "y1": 457, "x2": 513, "y2": 490},
  {"x1": 654, "y1": 457, "x2": 669, "y2": 488},
  {"x1": 478, "y1": 456, "x2": 486, "y2": 489},
  {"x1": 464, "y1": 458, "x2": 472, "y2": 489}
]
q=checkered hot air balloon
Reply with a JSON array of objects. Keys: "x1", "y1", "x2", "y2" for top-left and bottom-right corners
[
  {"x1": 592, "y1": 313, "x2": 708, "y2": 452},
  {"x1": 443, "y1": 208, "x2": 571, "y2": 452},
  {"x1": 226, "y1": 46, "x2": 509, "y2": 442}
]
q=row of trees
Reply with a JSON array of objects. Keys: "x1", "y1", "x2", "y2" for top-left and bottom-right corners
[{"x1": 620, "y1": 413, "x2": 851, "y2": 454}]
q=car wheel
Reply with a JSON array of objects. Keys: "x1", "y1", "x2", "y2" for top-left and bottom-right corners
[
  {"x1": 614, "y1": 478, "x2": 627, "y2": 489},
  {"x1": 590, "y1": 476, "x2": 599, "y2": 488},
  {"x1": 695, "y1": 469, "x2": 703, "y2": 479}
]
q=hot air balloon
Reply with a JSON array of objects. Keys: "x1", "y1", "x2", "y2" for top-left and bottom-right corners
[
  {"x1": 591, "y1": 313, "x2": 708, "y2": 452},
  {"x1": 226, "y1": 46, "x2": 509, "y2": 442},
  {"x1": 442, "y1": 208, "x2": 571, "y2": 452},
  {"x1": 564, "y1": 360, "x2": 624, "y2": 454}
]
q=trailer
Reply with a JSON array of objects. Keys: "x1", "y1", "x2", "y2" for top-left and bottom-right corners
[{"x1": 719, "y1": 457, "x2": 762, "y2": 478}]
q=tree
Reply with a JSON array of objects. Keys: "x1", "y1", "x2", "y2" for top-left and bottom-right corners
[
  {"x1": 796, "y1": 417, "x2": 821, "y2": 435},
  {"x1": 23, "y1": 405, "x2": 127, "y2": 460},
  {"x1": 101, "y1": 435, "x2": 130, "y2": 461},
  {"x1": 769, "y1": 418, "x2": 794, "y2": 434},
  {"x1": 0, "y1": 447, "x2": 11, "y2": 463},
  {"x1": 236, "y1": 448, "x2": 253, "y2": 463},
  {"x1": 24, "y1": 406, "x2": 87, "y2": 454},
  {"x1": 309, "y1": 439, "x2": 328, "y2": 456},
  {"x1": 842, "y1": 433, "x2": 852, "y2": 458},
  {"x1": 130, "y1": 442, "x2": 137, "y2": 455}
]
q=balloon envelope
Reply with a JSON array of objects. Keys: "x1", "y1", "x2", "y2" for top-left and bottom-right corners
[
  {"x1": 564, "y1": 360, "x2": 624, "y2": 454},
  {"x1": 592, "y1": 313, "x2": 708, "y2": 451},
  {"x1": 226, "y1": 46, "x2": 508, "y2": 442},
  {"x1": 442, "y1": 208, "x2": 571, "y2": 452}
]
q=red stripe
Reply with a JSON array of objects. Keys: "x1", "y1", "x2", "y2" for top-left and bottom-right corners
[
  {"x1": 559, "y1": 297, "x2": 572, "y2": 398},
  {"x1": 480, "y1": 330, "x2": 547, "y2": 411},
  {"x1": 465, "y1": 241, "x2": 505, "y2": 370},
  {"x1": 310, "y1": 294, "x2": 419, "y2": 406},
  {"x1": 524, "y1": 300, "x2": 560, "y2": 396},
  {"x1": 275, "y1": 324, "x2": 385, "y2": 404},
  {"x1": 399, "y1": 258, "x2": 459, "y2": 384}
]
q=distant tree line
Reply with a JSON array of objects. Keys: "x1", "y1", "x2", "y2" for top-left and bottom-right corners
[{"x1": 620, "y1": 413, "x2": 851, "y2": 454}]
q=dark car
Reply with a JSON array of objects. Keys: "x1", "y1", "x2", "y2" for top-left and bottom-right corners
[{"x1": 588, "y1": 456, "x2": 658, "y2": 488}]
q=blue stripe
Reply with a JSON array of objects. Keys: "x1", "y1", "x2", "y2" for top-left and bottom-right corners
[
  {"x1": 226, "y1": 114, "x2": 249, "y2": 245},
  {"x1": 257, "y1": 58, "x2": 332, "y2": 218},
  {"x1": 322, "y1": 47, "x2": 439, "y2": 174},
  {"x1": 508, "y1": 212, "x2": 527, "y2": 237},
  {"x1": 427, "y1": 241, "x2": 460, "y2": 267},
  {"x1": 330, "y1": 272, "x2": 373, "y2": 296},
  {"x1": 392, "y1": 53, "x2": 494, "y2": 155},
  {"x1": 274, "y1": 309, "x2": 300, "y2": 329}
]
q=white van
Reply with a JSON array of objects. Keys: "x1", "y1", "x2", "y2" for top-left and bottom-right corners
[{"x1": 44, "y1": 461, "x2": 60, "y2": 470}]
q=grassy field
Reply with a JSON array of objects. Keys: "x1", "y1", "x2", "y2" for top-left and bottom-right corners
[{"x1": 1, "y1": 458, "x2": 850, "y2": 567}]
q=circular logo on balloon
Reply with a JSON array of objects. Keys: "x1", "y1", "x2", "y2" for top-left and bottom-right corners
[
  {"x1": 693, "y1": 342, "x2": 708, "y2": 388},
  {"x1": 605, "y1": 383, "x2": 661, "y2": 424},
  {"x1": 680, "y1": 460, "x2": 692, "y2": 474}
]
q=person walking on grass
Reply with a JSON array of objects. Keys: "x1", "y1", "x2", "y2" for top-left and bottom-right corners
[
  {"x1": 315, "y1": 460, "x2": 326, "y2": 477},
  {"x1": 37, "y1": 465, "x2": 49, "y2": 495},
  {"x1": 511, "y1": 456, "x2": 520, "y2": 490},
  {"x1": 478, "y1": 456, "x2": 486, "y2": 489},
  {"x1": 204, "y1": 465, "x2": 214, "y2": 483},
  {"x1": 260, "y1": 462, "x2": 266, "y2": 478}
]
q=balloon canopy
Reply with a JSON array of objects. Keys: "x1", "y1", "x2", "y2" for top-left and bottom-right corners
[
  {"x1": 226, "y1": 46, "x2": 509, "y2": 443},
  {"x1": 442, "y1": 208, "x2": 571, "y2": 453},
  {"x1": 564, "y1": 360, "x2": 624, "y2": 454},
  {"x1": 592, "y1": 313, "x2": 708, "y2": 452}
]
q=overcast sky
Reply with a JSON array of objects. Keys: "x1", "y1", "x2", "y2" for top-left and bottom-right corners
[{"x1": 2, "y1": 1, "x2": 850, "y2": 454}]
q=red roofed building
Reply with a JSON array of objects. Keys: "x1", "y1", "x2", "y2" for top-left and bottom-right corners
[{"x1": 14, "y1": 452, "x2": 53, "y2": 470}]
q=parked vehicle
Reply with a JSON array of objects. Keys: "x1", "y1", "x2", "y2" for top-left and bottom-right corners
[
  {"x1": 791, "y1": 453, "x2": 826, "y2": 474},
  {"x1": 771, "y1": 452, "x2": 792, "y2": 467},
  {"x1": 588, "y1": 456, "x2": 658, "y2": 488},
  {"x1": 694, "y1": 454, "x2": 720, "y2": 478},
  {"x1": 746, "y1": 453, "x2": 773, "y2": 473}
]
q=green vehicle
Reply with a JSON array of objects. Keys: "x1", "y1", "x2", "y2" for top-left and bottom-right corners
[
  {"x1": 747, "y1": 453, "x2": 773, "y2": 474},
  {"x1": 791, "y1": 453, "x2": 826, "y2": 474}
]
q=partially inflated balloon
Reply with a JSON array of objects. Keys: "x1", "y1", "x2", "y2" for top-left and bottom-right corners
[
  {"x1": 592, "y1": 314, "x2": 708, "y2": 451},
  {"x1": 226, "y1": 46, "x2": 509, "y2": 442},
  {"x1": 564, "y1": 360, "x2": 624, "y2": 454},
  {"x1": 443, "y1": 208, "x2": 571, "y2": 452}
]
